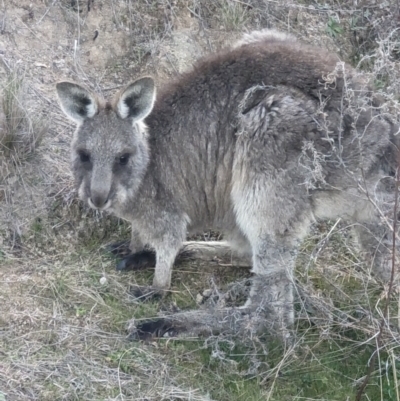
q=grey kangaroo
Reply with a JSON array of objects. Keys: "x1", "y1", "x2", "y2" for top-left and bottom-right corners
[{"x1": 56, "y1": 30, "x2": 398, "y2": 339}]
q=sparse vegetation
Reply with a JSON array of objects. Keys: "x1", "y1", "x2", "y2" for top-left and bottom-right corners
[
  {"x1": 218, "y1": 1, "x2": 249, "y2": 31},
  {"x1": 0, "y1": 68, "x2": 45, "y2": 163},
  {"x1": 326, "y1": 16, "x2": 343, "y2": 38},
  {"x1": 0, "y1": 1, "x2": 399, "y2": 400}
]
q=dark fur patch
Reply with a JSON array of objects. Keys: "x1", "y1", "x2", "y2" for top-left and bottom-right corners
[
  {"x1": 74, "y1": 93, "x2": 92, "y2": 117},
  {"x1": 123, "y1": 96, "x2": 141, "y2": 118},
  {"x1": 129, "y1": 319, "x2": 179, "y2": 340},
  {"x1": 116, "y1": 250, "x2": 156, "y2": 271}
]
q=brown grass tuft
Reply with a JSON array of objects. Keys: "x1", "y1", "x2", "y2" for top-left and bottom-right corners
[{"x1": 0, "y1": 68, "x2": 46, "y2": 164}]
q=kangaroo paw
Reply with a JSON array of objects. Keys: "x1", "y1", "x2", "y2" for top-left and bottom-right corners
[
  {"x1": 128, "y1": 318, "x2": 182, "y2": 340},
  {"x1": 116, "y1": 250, "x2": 156, "y2": 271}
]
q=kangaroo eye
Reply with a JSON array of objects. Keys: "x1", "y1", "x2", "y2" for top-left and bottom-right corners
[
  {"x1": 78, "y1": 151, "x2": 90, "y2": 163},
  {"x1": 118, "y1": 154, "x2": 130, "y2": 165}
]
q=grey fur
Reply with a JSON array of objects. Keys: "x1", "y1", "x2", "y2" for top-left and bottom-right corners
[
  {"x1": 234, "y1": 28, "x2": 296, "y2": 48},
  {"x1": 56, "y1": 30, "x2": 399, "y2": 338}
]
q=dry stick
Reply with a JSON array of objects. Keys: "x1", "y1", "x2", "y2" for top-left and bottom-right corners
[{"x1": 355, "y1": 157, "x2": 400, "y2": 401}]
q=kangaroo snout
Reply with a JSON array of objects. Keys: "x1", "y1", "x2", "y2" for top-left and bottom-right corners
[
  {"x1": 88, "y1": 168, "x2": 113, "y2": 210},
  {"x1": 88, "y1": 191, "x2": 111, "y2": 210}
]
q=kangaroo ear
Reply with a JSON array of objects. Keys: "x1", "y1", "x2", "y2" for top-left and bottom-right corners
[
  {"x1": 56, "y1": 82, "x2": 98, "y2": 123},
  {"x1": 116, "y1": 77, "x2": 156, "y2": 121}
]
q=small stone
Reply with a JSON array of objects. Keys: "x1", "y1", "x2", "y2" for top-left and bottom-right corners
[
  {"x1": 100, "y1": 277, "x2": 107, "y2": 285},
  {"x1": 202, "y1": 289, "x2": 212, "y2": 298},
  {"x1": 196, "y1": 293, "x2": 203, "y2": 304}
]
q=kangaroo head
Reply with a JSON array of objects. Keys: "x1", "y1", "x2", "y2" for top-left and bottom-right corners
[{"x1": 56, "y1": 77, "x2": 156, "y2": 212}]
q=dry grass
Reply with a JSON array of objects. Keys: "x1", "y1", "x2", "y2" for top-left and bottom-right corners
[
  {"x1": 1, "y1": 0, "x2": 400, "y2": 400},
  {"x1": 0, "y1": 67, "x2": 46, "y2": 164},
  {"x1": 1, "y1": 221, "x2": 399, "y2": 400}
]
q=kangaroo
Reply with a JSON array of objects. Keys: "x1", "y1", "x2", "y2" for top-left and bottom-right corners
[{"x1": 56, "y1": 29, "x2": 398, "y2": 339}]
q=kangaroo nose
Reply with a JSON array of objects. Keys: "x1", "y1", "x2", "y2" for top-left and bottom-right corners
[{"x1": 90, "y1": 192, "x2": 109, "y2": 209}]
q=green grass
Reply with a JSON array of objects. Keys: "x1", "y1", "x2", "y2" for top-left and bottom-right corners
[
  {"x1": 326, "y1": 17, "x2": 344, "y2": 38},
  {"x1": 104, "y1": 232, "x2": 399, "y2": 400},
  {"x1": 99, "y1": 325, "x2": 398, "y2": 400},
  {"x1": 2, "y1": 200, "x2": 399, "y2": 401},
  {"x1": 218, "y1": 0, "x2": 249, "y2": 31}
]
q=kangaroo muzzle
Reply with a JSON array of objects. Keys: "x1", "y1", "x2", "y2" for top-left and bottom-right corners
[{"x1": 89, "y1": 167, "x2": 112, "y2": 210}]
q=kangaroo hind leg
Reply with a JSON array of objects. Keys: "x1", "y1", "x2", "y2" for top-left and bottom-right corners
[{"x1": 232, "y1": 174, "x2": 313, "y2": 337}]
